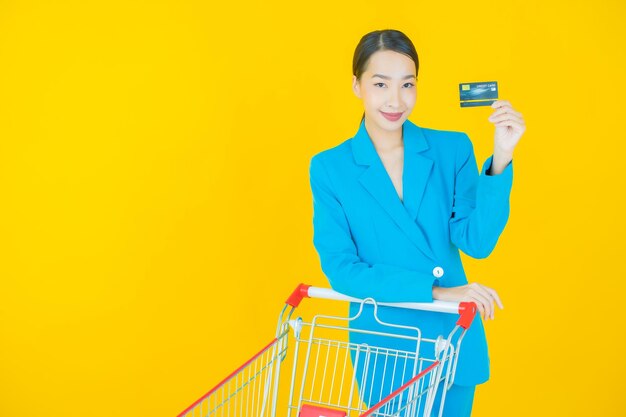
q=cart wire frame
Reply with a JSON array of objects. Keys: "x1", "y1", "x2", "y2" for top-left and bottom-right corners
[{"x1": 177, "y1": 284, "x2": 477, "y2": 417}]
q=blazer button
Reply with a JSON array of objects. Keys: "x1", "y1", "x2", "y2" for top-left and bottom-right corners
[{"x1": 432, "y1": 266, "x2": 444, "y2": 278}]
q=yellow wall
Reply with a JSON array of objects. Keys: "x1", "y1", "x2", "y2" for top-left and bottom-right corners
[{"x1": 1, "y1": 1, "x2": 624, "y2": 416}]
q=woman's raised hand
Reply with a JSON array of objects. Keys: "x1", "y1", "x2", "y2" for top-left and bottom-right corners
[
  {"x1": 487, "y1": 99, "x2": 526, "y2": 175},
  {"x1": 432, "y1": 283, "x2": 504, "y2": 321}
]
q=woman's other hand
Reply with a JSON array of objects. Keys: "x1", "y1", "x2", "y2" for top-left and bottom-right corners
[
  {"x1": 488, "y1": 99, "x2": 526, "y2": 175},
  {"x1": 432, "y1": 283, "x2": 504, "y2": 321}
]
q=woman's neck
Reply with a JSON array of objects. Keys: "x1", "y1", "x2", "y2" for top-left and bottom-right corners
[{"x1": 364, "y1": 117, "x2": 404, "y2": 153}]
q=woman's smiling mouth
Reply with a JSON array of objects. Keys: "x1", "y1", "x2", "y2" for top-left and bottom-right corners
[{"x1": 380, "y1": 111, "x2": 403, "y2": 121}]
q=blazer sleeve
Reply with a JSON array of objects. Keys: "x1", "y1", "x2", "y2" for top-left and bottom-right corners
[
  {"x1": 310, "y1": 154, "x2": 438, "y2": 303},
  {"x1": 449, "y1": 133, "x2": 513, "y2": 259}
]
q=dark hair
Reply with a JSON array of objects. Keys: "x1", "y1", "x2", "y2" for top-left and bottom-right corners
[{"x1": 353, "y1": 29, "x2": 419, "y2": 122}]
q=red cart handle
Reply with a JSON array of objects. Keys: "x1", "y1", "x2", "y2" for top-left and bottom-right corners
[
  {"x1": 286, "y1": 284, "x2": 478, "y2": 329},
  {"x1": 285, "y1": 283, "x2": 311, "y2": 307},
  {"x1": 457, "y1": 301, "x2": 477, "y2": 330}
]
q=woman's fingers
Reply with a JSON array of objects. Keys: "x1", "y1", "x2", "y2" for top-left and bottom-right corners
[
  {"x1": 484, "y1": 286, "x2": 504, "y2": 310},
  {"x1": 474, "y1": 302, "x2": 486, "y2": 320},
  {"x1": 435, "y1": 283, "x2": 504, "y2": 321},
  {"x1": 468, "y1": 286, "x2": 493, "y2": 320},
  {"x1": 495, "y1": 119, "x2": 525, "y2": 128},
  {"x1": 491, "y1": 99, "x2": 514, "y2": 111},
  {"x1": 468, "y1": 283, "x2": 503, "y2": 320},
  {"x1": 495, "y1": 119, "x2": 526, "y2": 134},
  {"x1": 460, "y1": 283, "x2": 491, "y2": 320},
  {"x1": 489, "y1": 105, "x2": 522, "y2": 120},
  {"x1": 489, "y1": 101, "x2": 525, "y2": 134},
  {"x1": 464, "y1": 292, "x2": 487, "y2": 320},
  {"x1": 489, "y1": 112, "x2": 524, "y2": 124}
]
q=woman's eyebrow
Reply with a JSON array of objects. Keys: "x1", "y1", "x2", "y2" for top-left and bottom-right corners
[{"x1": 371, "y1": 74, "x2": 416, "y2": 80}]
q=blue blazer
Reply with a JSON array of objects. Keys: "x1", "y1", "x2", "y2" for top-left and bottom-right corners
[{"x1": 309, "y1": 117, "x2": 513, "y2": 387}]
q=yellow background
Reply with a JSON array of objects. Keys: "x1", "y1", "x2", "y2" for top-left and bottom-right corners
[{"x1": 1, "y1": 0, "x2": 624, "y2": 416}]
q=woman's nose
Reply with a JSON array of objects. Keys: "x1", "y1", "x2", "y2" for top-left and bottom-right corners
[{"x1": 386, "y1": 89, "x2": 401, "y2": 109}]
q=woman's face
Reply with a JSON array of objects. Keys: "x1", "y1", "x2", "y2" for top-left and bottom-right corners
[{"x1": 352, "y1": 49, "x2": 417, "y2": 132}]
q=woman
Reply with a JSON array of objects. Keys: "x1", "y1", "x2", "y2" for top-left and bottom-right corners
[{"x1": 309, "y1": 29, "x2": 525, "y2": 416}]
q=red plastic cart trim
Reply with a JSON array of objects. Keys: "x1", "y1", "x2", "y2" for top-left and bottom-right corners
[
  {"x1": 286, "y1": 283, "x2": 311, "y2": 308},
  {"x1": 457, "y1": 301, "x2": 477, "y2": 329},
  {"x1": 359, "y1": 361, "x2": 440, "y2": 417},
  {"x1": 176, "y1": 337, "x2": 278, "y2": 417},
  {"x1": 299, "y1": 404, "x2": 347, "y2": 417}
]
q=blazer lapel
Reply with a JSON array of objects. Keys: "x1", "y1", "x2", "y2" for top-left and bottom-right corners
[
  {"x1": 351, "y1": 118, "x2": 436, "y2": 261},
  {"x1": 402, "y1": 120, "x2": 433, "y2": 222}
]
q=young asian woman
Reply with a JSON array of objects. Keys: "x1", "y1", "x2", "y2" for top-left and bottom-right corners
[{"x1": 308, "y1": 29, "x2": 526, "y2": 416}]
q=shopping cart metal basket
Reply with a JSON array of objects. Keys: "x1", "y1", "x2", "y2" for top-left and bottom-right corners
[{"x1": 177, "y1": 283, "x2": 478, "y2": 417}]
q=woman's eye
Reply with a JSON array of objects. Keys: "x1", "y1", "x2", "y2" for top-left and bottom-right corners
[
  {"x1": 404, "y1": 83, "x2": 414, "y2": 88},
  {"x1": 374, "y1": 83, "x2": 385, "y2": 88}
]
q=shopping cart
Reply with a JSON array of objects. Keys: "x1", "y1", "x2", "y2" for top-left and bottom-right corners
[{"x1": 177, "y1": 283, "x2": 478, "y2": 417}]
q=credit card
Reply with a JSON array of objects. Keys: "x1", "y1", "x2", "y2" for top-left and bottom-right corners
[{"x1": 459, "y1": 81, "x2": 498, "y2": 107}]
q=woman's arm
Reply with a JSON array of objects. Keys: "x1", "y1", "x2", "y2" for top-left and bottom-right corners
[
  {"x1": 440, "y1": 139, "x2": 512, "y2": 320},
  {"x1": 448, "y1": 134, "x2": 513, "y2": 259},
  {"x1": 449, "y1": 99, "x2": 525, "y2": 258},
  {"x1": 441, "y1": 100, "x2": 525, "y2": 319},
  {"x1": 310, "y1": 155, "x2": 438, "y2": 303},
  {"x1": 488, "y1": 99, "x2": 525, "y2": 175}
]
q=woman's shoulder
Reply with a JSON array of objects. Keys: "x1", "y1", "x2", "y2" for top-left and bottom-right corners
[
  {"x1": 310, "y1": 137, "x2": 352, "y2": 165},
  {"x1": 418, "y1": 124, "x2": 471, "y2": 144},
  {"x1": 416, "y1": 124, "x2": 474, "y2": 157}
]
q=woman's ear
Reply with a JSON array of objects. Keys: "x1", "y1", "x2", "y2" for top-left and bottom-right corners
[{"x1": 352, "y1": 75, "x2": 361, "y2": 99}]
